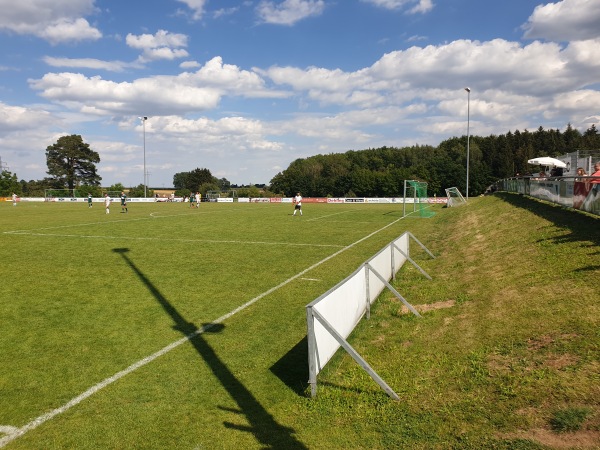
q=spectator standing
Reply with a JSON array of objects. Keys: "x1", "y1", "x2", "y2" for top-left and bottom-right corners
[
  {"x1": 590, "y1": 162, "x2": 600, "y2": 194},
  {"x1": 88, "y1": 193, "x2": 93, "y2": 208},
  {"x1": 12, "y1": 193, "x2": 17, "y2": 206},
  {"x1": 591, "y1": 162, "x2": 600, "y2": 181},
  {"x1": 576, "y1": 167, "x2": 587, "y2": 181}
]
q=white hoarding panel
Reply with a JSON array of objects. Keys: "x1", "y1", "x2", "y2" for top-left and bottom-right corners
[
  {"x1": 392, "y1": 233, "x2": 409, "y2": 272},
  {"x1": 312, "y1": 268, "x2": 367, "y2": 373},
  {"x1": 367, "y1": 246, "x2": 392, "y2": 303}
]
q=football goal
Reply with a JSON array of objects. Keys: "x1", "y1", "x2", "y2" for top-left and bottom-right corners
[
  {"x1": 403, "y1": 180, "x2": 435, "y2": 218},
  {"x1": 206, "y1": 190, "x2": 221, "y2": 201},
  {"x1": 104, "y1": 191, "x2": 123, "y2": 199},
  {"x1": 44, "y1": 189, "x2": 80, "y2": 199},
  {"x1": 445, "y1": 187, "x2": 467, "y2": 207}
]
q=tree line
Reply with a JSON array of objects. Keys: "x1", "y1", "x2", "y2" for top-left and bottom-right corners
[
  {"x1": 269, "y1": 124, "x2": 600, "y2": 197},
  {"x1": 1, "y1": 125, "x2": 599, "y2": 198}
]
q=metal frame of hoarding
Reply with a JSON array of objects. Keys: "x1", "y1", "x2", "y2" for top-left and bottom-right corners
[{"x1": 306, "y1": 232, "x2": 435, "y2": 399}]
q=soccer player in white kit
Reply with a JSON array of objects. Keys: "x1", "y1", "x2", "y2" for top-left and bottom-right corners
[
  {"x1": 293, "y1": 193, "x2": 302, "y2": 216},
  {"x1": 104, "y1": 194, "x2": 111, "y2": 214}
]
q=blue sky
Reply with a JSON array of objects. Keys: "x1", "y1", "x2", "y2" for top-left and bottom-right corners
[{"x1": 1, "y1": 0, "x2": 599, "y2": 188}]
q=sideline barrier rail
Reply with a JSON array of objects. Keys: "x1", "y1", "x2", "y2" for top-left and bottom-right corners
[
  {"x1": 305, "y1": 231, "x2": 435, "y2": 399},
  {"x1": 496, "y1": 175, "x2": 600, "y2": 216}
]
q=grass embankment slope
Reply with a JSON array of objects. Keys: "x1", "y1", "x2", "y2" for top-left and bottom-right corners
[{"x1": 312, "y1": 193, "x2": 599, "y2": 449}]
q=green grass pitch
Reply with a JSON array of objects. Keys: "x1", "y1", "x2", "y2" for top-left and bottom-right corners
[{"x1": 0, "y1": 200, "x2": 424, "y2": 449}]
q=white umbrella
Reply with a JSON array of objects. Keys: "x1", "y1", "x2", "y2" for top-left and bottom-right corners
[{"x1": 527, "y1": 157, "x2": 567, "y2": 168}]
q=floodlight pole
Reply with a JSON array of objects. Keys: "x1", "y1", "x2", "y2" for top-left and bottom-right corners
[
  {"x1": 139, "y1": 116, "x2": 148, "y2": 197},
  {"x1": 465, "y1": 87, "x2": 471, "y2": 200}
]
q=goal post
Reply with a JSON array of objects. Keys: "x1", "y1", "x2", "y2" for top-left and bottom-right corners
[{"x1": 445, "y1": 187, "x2": 467, "y2": 207}]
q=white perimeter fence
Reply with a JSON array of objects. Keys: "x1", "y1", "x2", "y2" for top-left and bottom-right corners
[
  {"x1": 497, "y1": 176, "x2": 600, "y2": 216},
  {"x1": 305, "y1": 231, "x2": 434, "y2": 399}
]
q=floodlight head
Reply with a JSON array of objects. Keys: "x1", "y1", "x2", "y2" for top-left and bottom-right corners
[
  {"x1": 464, "y1": 87, "x2": 471, "y2": 93},
  {"x1": 138, "y1": 116, "x2": 147, "y2": 121}
]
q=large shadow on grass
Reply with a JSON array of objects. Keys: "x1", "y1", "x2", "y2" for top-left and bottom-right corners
[
  {"x1": 496, "y1": 192, "x2": 600, "y2": 257},
  {"x1": 270, "y1": 337, "x2": 309, "y2": 396},
  {"x1": 113, "y1": 248, "x2": 307, "y2": 450}
]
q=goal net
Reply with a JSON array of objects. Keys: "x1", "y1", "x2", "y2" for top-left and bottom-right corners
[
  {"x1": 206, "y1": 190, "x2": 221, "y2": 201},
  {"x1": 44, "y1": 189, "x2": 80, "y2": 199},
  {"x1": 403, "y1": 180, "x2": 435, "y2": 218},
  {"x1": 104, "y1": 191, "x2": 123, "y2": 199},
  {"x1": 445, "y1": 187, "x2": 467, "y2": 207}
]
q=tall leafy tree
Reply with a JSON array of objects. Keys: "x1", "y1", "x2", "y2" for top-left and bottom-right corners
[
  {"x1": 45, "y1": 135, "x2": 101, "y2": 189},
  {"x1": 582, "y1": 124, "x2": 600, "y2": 149},
  {"x1": 0, "y1": 170, "x2": 21, "y2": 196},
  {"x1": 173, "y1": 168, "x2": 220, "y2": 192},
  {"x1": 127, "y1": 184, "x2": 153, "y2": 198}
]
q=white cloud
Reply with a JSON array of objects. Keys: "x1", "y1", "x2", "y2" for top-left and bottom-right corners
[
  {"x1": 0, "y1": 0, "x2": 101, "y2": 43},
  {"x1": 362, "y1": 0, "x2": 434, "y2": 14},
  {"x1": 213, "y1": 7, "x2": 240, "y2": 19},
  {"x1": 264, "y1": 66, "x2": 368, "y2": 94},
  {"x1": 126, "y1": 29, "x2": 188, "y2": 50},
  {"x1": 256, "y1": 0, "x2": 325, "y2": 25},
  {"x1": 43, "y1": 56, "x2": 137, "y2": 72},
  {"x1": 29, "y1": 72, "x2": 222, "y2": 115},
  {"x1": 40, "y1": 18, "x2": 101, "y2": 44},
  {"x1": 180, "y1": 60, "x2": 201, "y2": 69},
  {"x1": 0, "y1": 102, "x2": 55, "y2": 132},
  {"x1": 408, "y1": 0, "x2": 433, "y2": 14},
  {"x1": 522, "y1": 0, "x2": 600, "y2": 41},
  {"x1": 562, "y1": 39, "x2": 600, "y2": 70},
  {"x1": 263, "y1": 37, "x2": 600, "y2": 110},
  {"x1": 126, "y1": 30, "x2": 189, "y2": 62},
  {"x1": 258, "y1": 37, "x2": 599, "y2": 148},
  {"x1": 153, "y1": 115, "x2": 281, "y2": 152},
  {"x1": 176, "y1": 0, "x2": 208, "y2": 20},
  {"x1": 553, "y1": 89, "x2": 600, "y2": 112},
  {"x1": 366, "y1": 39, "x2": 583, "y2": 96},
  {"x1": 29, "y1": 57, "x2": 288, "y2": 116},
  {"x1": 406, "y1": 35, "x2": 428, "y2": 42}
]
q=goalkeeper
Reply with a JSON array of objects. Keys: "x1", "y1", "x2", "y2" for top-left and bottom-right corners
[{"x1": 120, "y1": 191, "x2": 128, "y2": 213}]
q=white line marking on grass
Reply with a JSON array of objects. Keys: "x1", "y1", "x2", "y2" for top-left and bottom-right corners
[
  {"x1": 306, "y1": 210, "x2": 356, "y2": 222},
  {"x1": 2, "y1": 232, "x2": 346, "y2": 248},
  {"x1": 0, "y1": 213, "x2": 407, "y2": 448},
  {"x1": 3, "y1": 216, "x2": 156, "y2": 234},
  {"x1": 0, "y1": 426, "x2": 18, "y2": 435},
  {"x1": 2, "y1": 210, "x2": 220, "y2": 235},
  {"x1": 300, "y1": 277, "x2": 321, "y2": 282},
  {"x1": 312, "y1": 220, "x2": 381, "y2": 225}
]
